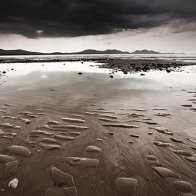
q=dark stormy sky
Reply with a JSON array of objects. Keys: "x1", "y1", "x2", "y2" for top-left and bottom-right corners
[{"x1": 0, "y1": 0, "x2": 196, "y2": 53}]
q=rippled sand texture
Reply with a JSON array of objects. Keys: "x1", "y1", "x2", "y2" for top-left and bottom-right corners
[{"x1": 0, "y1": 62, "x2": 196, "y2": 196}]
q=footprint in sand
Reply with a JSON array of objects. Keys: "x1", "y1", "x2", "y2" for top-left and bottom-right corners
[
  {"x1": 53, "y1": 125, "x2": 88, "y2": 130},
  {"x1": 116, "y1": 176, "x2": 146, "y2": 195},
  {"x1": 153, "y1": 108, "x2": 168, "y2": 111},
  {"x1": 25, "y1": 139, "x2": 37, "y2": 148},
  {"x1": 0, "y1": 122, "x2": 14, "y2": 128},
  {"x1": 170, "y1": 137, "x2": 184, "y2": 143},
  {"x1": 84, "y1": 112, "x2": 96, "y2": 115},
  {"x1": 0, "y1": 110, "x2": 7, "y2": 113},
  {"x1": 0, "y1": 129, "x2": 5, "y2": 135},
  {"x1": 173, "y1": 149, "x2": 192, "y2": 157},
  {"x1": 61, "y1": 117, "x2": 85, "y2": 123},
  {"x1": 99, "y1": 118, "x2": 118, "y2": 122},
  {"x1": 48, "y1": 120, "x2": 60, "y2": 125},
  {"x1": 116, "y1": 177, "x2": 138, "y2": 195},
  {"x1": 39, "y1": 125, "x2": 52, "y2": 130},
  {"x1": 54, "y1": 135, "x2": 75, "y2": 141},
  {"x1": 99, "y1": 114, "x2": 118, "y2": 119},
  {"x1": 181, "y1": 104, "x2": 192, "y2": 107},
  {"x1": 6, "y1": 145, "x2": 31, "y2": 157},
  {"x1": 96, "y1": 138, "x2": 103, "y2": 142},
  {"x1": 5, "y1": 160, "x2": 19, "y2": 176},
  {"x1": 107, "y1": 131, "x2": 114, "y2": 135},
  {"x1": 19, "y1": 111, "x2": 33, "y2": 115},
  {"x1": 174, "y1": 181, "x2": 193, "y2": 195},
  {"x1": 71, "y1": 114, "x2": 85, "y2": 118},
  {"x1": 1, "y1": 116, "x2": 17, "y2": 120},
  {"x1": 185, "y1": 156, "x2": 196, "y2": 162},
  {"x1": 143, "y1": 121, "x2": 157, "y2": 125},
  {"x1": 191, "y1": 146, "x2": 196, "y2": 151},
  {"x1": 26, "y1": 114, "x2": 38, "y2": 118},
  {"x1": 0, "y1": 154, "x2": 16, "y2": 163},
  {"x1": 131, "y1": 109, "x2": 146, "y2": 112},
  {"x1": 63, "y1": 157, "x2": 99, "y2": 168},
  {"x1": 146, "y1": 155, "x2": 160, "y2": 166},
  {"x1": 37, "y1": 113, "x2": 45, "y2": 115},
  {"x1": 41, "y1": 138, "x2": 60, "y2": 144},
  {"x1": 128, "y1": 113, "x2": 145, "y2": 118},
  {"x1": 85, "y1": 146, "x2": 102, "y2": 153},
  {"x1": 130, "y1": 134, "x2": 139, "y2": 138},
  {"x1": 20, "y1": 118, "x2": 31, "y2": 124},
  {"x1": 153, "y1": 167, "x2": 179, "y2": 178},
  {"x1": 31, "y1": 130, "x2": 54, "y2": 137},
  {"x1": 51, "y1": 167, "x2": 75, "y2": 187},
  {"x1": 40, "y1": 143, "x2": 61, "y2": 150},
  {"x1": 155, "y1": 112, "x2": 172, "y2": 117},
  {"x1": 103, "y1": 124, "x2": 139, "y2": 128},
  {"x1": 4, "y1": 104, "x2": 12, "y2": 107},
  {"x1": 44, "y1": 187, "x2": 77, "y2": 196},
  {"x1": 70, "y1": 132, "x2": 81, "y2": 136},
  {"x1": 154, "y1": 141, "x2": 170, "y2": 147},
  {"x1": 150, "y1": 127, "x2": 173, "y2": 135}
]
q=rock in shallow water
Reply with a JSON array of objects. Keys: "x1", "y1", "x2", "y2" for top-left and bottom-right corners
[
  {"x1": 51, "y1": 167, "x2": 74, "y2": 188},
  {"x1": 116, "y1": 177, "x2": 138, "y2": 194}
]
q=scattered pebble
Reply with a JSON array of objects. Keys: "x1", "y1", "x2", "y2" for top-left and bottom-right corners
[{"x1": 8, "y1": 178, "x2": 19, "y2": 189}]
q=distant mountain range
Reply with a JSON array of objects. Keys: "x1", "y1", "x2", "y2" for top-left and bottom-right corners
[{"x1": 0, "y1": 49, "x2": 180, "y2": 56}]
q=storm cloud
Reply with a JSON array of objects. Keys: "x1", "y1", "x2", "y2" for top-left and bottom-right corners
[{"x1": 0, "y1": 0, "x2": 196, "y2": 38}]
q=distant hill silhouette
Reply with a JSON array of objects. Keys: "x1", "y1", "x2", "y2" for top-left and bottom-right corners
[
  {"x1": 0, "y1": 49, "x2": 178, "y2": 56},
  {"x1": 131, "y1": 49, "x2": 160, "y2": 54}
]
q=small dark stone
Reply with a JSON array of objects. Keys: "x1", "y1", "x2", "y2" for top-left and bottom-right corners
[
  {"x1": 78, "y1": 72, "x2": 83, "y2": 75},
  {"x1": 110, "y1": 75, "x2": 114, "y2": 78}
]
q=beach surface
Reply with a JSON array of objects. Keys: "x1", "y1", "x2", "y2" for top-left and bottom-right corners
[{"x1": 0, "y1": 59, "x2": 196, "y2": 196}]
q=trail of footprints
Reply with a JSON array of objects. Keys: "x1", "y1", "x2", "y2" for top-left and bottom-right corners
[
  {"x1": 0, "y1": 101, "x2": 196, "y2": 195},
  {"x1": 147, "y1": 153, "x2": 195, "y2": 195},
  {"x1": 181, "y1": 88, "x2": 196, "y2": 112},
  {"x1": 0, "y1": 104, "x2": 91, "y2": 194}
]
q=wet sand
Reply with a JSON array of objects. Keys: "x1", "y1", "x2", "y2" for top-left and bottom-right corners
[{"x1": 0, "y1": 61, "x2": 196, "y2": 196}]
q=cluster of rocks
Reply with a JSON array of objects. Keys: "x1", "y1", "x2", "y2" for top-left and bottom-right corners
[{"x1": 98, "y1": 58, "x2": 190, "y2": 75}]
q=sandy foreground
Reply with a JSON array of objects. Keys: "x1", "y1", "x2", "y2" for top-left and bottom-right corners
[{"x1": 0, "y1": 59, "x2": 196, "y2": 196}]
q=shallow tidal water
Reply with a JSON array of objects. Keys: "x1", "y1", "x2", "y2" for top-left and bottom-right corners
[{"x1": 0, "y1": 61, "x2": 196, "y2": 196}]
